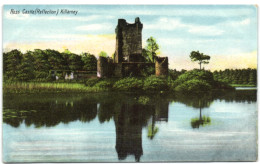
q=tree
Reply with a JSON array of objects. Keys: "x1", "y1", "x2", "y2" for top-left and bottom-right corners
[
  {"x1": 68, "y1": 53, "x2": 83, "y2": 71},
  {"x1": 5, "y1": 49, "x2": 23, "y2": 80},
  {"x1": 98, "y1": 51, "x2": 108, "y2": 57},
  {"x1": 33, "y1": 49, "x2": 51, "y2": 79},
  {"x1": 146, "y1": 37, "x2": 159, "y2": 63},
  {"x1": 81, "y1": 53, "x2": 97, "y2": 71},
  {"x1": 45, "y1": 49, "x2": 66, "y2": 70},
  {"x1": 190, "y1": 51, "x2": 210, "y2": 70},
  {"x1": 17, "y1": 51, "x2": 35, "y2": 81}
]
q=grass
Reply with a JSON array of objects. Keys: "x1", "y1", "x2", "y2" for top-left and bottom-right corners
[
  {"x1": 3, "y1": 82, "x2": 108, "y2": 93},
  {"x1": 230, "y1": 84, "x2": 256, "y2": 87}
]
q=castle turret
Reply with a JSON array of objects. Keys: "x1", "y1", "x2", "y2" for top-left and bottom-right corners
[{"x1": 155, "y1": 57, "x2": 168, "y2": 76}]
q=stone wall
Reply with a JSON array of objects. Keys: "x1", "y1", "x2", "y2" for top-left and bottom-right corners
[
  {"x1": 97, "y1": 56, "x2": 109, "y2": 78},
  {"x1": 155, "y1": 57, "x2": 168, "y2": 76}
]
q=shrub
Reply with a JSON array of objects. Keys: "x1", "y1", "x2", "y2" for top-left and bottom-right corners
[
  {"x1": 113, "y1": 77, "x2": 143, "y2": 91},
  {"x1": 175, "y1": 79, "x2": 211, "y2": 92},
  {"x1": 173, "y1": 69, "x2": 214, "y2": 88},
  {"x1": 143, "y1": 75, "x2": 168, "y2": 91},
  {"x1": 85, "y1": 78, "x2": 100, "y2": 87},
  {"x1": 94, "y1": 81, "x2": 113, "y2": 89}
]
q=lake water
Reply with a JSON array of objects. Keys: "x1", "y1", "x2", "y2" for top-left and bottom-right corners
[{"x1": 3, "y1": 90, "x2": 257, "y2": 162}]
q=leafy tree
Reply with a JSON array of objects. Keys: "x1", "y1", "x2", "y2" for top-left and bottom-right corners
[
  {"x1": 146, "y1": 37, "x2": 159, "y2": 63},
  {"x1": 45, "y1": 49, "x2": 66, "y2": 70},
  {"x1": 17, "y1": 51, "x2": 35, "y2": 81},
  {"x1": 141, "y1": 48, "x2": 152, "y2": 62},
  {"x1": 249, "y1": 71, "x2": 257, "y2": 85},
  {"x1": 190, "y1": 51, "x2": 210, "y2": 70},
  {"x1": 98, "y1": 51, "x2": 108, "y2": 57},
  {"x1": 68, "y1": 53, "x2": 83, "y2": 71},
  {"x1": 81, "y1": 53, "x2": 97, "y2": 71},
  {"x1": 213, "y1": 68, "x2": 257, "y2": 85},
  {"x1": 33, "y1": 49, "x2": 50, "y2": 79},
  {"x1": 5, "y1": 49, "x2": 23, "y2": 80}
]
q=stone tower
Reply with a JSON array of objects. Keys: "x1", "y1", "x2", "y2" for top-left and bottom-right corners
[{"x1": 114, "y1": 17, "x2": 143, "y2": 63}]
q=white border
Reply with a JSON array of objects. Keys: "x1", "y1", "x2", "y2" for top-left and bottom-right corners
[{"x1": 0, "y1": 1, "x2": 259, "y2": 164}]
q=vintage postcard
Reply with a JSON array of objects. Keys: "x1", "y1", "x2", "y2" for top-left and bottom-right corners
[{"x1": 2, "y1": 5, "x2": 257, "y2": 162}]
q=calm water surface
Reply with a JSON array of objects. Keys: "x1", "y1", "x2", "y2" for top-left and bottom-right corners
[{"x1": 3, "y1": 90, "x2": 257, "y2": 162}]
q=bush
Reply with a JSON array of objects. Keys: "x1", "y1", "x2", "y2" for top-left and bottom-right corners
[
  {"x1": 85, "y1": 78, "x2": 100, "y2": 87},
  {"x1": 175, "y1": 79, "x2": 212, "y2": 92},
  {"x1": 113, "y1": 77, "x2": 143, "y2": 91},
  {"x1": 143, "y1": 75, "x2": 168, "y2": 91},
  {"x1": 173, "y1": 69, "x2": 214, "y2": 88},
  {"x1": 94, "y1": 81, "x2": 113, "y2": 89}
]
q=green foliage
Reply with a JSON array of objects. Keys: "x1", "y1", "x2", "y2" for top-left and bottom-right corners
[
  {"x1": 175, "y1": 79, "x2": 212, "y2": 92},
  {"x1": 113, "y1": 77, "x2": 143, "y2": 91},
  {"x1": 94, "y1": 81, "x2": 113, "y2": 89},
  {"x1": 98, "y1": 51, "x2": 108, "y2": 57},
  {"x1": 145, "y1": 37, "x2": 159, "y2": 63},
  {"x1": 3, "y1": 49, "x2": 97, "y2": 82},
  {"x1": 142, "y1": 48, "x2": 152, "y2": 63},
  {"x1": 213, "y1": 68, "x2": 257, "y2": 86},
  {"x1": 4, "y1": 49, "x2": 23, "y2": 80},
  {"x1": 81, "y1": 53, "x2": 97, "y2": 71},
  {"x1": 17, "y1": 51, "x2": 35, "y2": 81},
  {"x1": 3, "y1": 82, "x2": 100, "y2": 93},
  {"x1": 172, "y1": 69, "x2": 233, "y2": 92},
  {"x1": 68, "y1": 53, "x2": 83, "y2": 71},
  {"x1": 190, "y1": 51, "x2": 210, "y2": 70},
  {"x1": 85, "y1": 78, "x2": 100, "y2": 87},
  {"x1": 140, "y1": 65, "x2": 155, "y2": 76},
  {"x1": 168, "y1": 69, "x2": 186, "y2": 81},
  {"x1": 173, "y1": 69, "x2": 214, "y2": 88},
  {"x1": 143, "y1": 75, "x2": 168, "y2": 91},
  {"x1": 137, "y1": 96, "x2": 150, "y2": 105}
]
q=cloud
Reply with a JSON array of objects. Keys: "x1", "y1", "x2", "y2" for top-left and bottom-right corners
[
  {"x1": 187, "y1": 26, "x2": 224, "y2": 36},
  {"x1": 240, "y1": 18, "x2": 251, "y2": 25},
  {"x1": 229, "y1": 18, "x2": 251, "y2": 26},
  {"x1": 76, "y1": 23, "x2": 114, "y2": 31},
  {"x1": 145, "y1": 17, "x2": 224, "y2": 36}
]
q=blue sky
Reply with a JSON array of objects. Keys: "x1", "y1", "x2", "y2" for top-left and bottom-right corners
[{"x1": 3, "y1": 5, "x2": 257, "y2": 70}]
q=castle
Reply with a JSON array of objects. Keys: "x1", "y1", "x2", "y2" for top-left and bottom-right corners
[{"x1": 97, "y1": 17, "x2": 168, "y2": 78}]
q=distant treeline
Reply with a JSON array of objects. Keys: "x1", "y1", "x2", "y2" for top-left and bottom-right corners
[
  {"x1": 213, "y1": 69, "x2": 257, "y2": 85},
  {"x1": 167, "y1": 68, "x2": 257, "y2": 85},
  {"x1": 3, "y1": 49, "x2": 257, "y2": 85},
  {"x1": 3, "y1": 49, "x2": 97, "y2": 81}
]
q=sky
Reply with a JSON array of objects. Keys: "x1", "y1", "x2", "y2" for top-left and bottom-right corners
[{"x1": 3, "y1": 5, "x2": 257, "y2": 71}]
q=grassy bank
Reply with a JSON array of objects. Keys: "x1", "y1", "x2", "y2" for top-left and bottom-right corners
[
  {"x1": 3, "y1": 82, "x2": 108, "y2": 93},
  {"x1": 3, "y1": 70, "x2": 234, "y2": 94},
  {"x1": 230, "y1": 84, "x2": 256, "y2": 87}
]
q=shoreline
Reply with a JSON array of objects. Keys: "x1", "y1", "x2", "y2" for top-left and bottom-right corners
[{"x1": 2, "y1": 81, "x2": 244, "y2": 94}]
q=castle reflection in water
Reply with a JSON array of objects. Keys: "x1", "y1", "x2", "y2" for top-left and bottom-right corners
[{"x1": 3, "y1": 90, "x2": 256, "y2": 162}]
